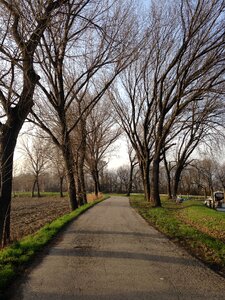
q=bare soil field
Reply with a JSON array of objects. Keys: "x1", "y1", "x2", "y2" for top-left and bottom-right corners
[
  {"x1": 10, "y1": 193, "x2": 101, "y2": 242},
  {"x1": 10, "y1": 196, "x2": 71, "y2": 242}
]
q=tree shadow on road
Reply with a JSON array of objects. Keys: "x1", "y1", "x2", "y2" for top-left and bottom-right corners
[
  {"x1": 10, "y1": 287, "x2": 217, "y2": 300},
  {"x1": 66, "y1": 229, "x2": 167, "y2": 239},
  {"x1": 49, "y1": 246, "x2": 203, "y2": 269}
]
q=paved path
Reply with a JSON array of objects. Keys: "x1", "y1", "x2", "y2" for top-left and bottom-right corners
[{"x1": 11, "y1": 197, "x2": 225, "y2": 299}]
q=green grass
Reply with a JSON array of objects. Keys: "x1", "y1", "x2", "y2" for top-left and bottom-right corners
[
  {"x1": 130, "y1": 195, "x2": 225, "y2": 276},
  {"x1": 0, "y1": 196, "x2": 107, "y2": 293}
]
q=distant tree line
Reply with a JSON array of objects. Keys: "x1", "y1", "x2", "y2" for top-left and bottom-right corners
[{"x1": 13, "y1": 154, "x2": 225, "y2": 199}]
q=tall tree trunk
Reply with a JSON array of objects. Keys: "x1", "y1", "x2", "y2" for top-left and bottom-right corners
[
  {"x1": 37, "y1": 176, "x2": 41, "y2": 198},
  {"x1": 92, "y1": 169, "x2": 100, "y2": 198},
  {"x1": 139, "y1": 160, "x2": 151, "y2": 201},
  {"x1": 79, "y1": 163, "x2": 87, "y2": 204},
  {"x1": 94, "y1": 179, "x2": 99, "y2": 198},
  {"x1": 0, "y1": 99, "x2": 38, "y2": 247},
  {"x1": 0, "y1": 62, "x2": 42, "y2": 247},
  {"x1": 78, "y1": 111, "x2": 87, "y2": 205},
  {"x1": 0, "y1": 0, "x2": 68, "y2": 248},
  {"x1": 166, "y1": 171, "x2": 172, "y2": 200},
  {"x1": 75, "y1": 163, "x2": 83, "y2": 206},
  {"x1": 127, "y1": 164, "x2": 134, "y2": 196},
  {"x1": 172, "y1": 165, "x2": 183, "y2": 199},
  {"x1": 62, "y1": 139, "x2": 78, "y2": 210},
  {"x1": 60, "y1": 176, "x2": 64, "y2": 197},
  {"x1": 78, "y1": 119, "x2": 87, "y2": 205},
  {"x1": 150, "y1": 156, "x2": 161, "y2": 207},
  {"x1": 31, "y1": 176, "x2": 41, "y2": 197},
  {"x1": 163, "y1": 155, "x2": 172, "y2": 199},
  {"x1": 32, "y1": 179, "x2": 37, "y2": 197},
  {"x1": 0, "y1": 129, "x2": 18, "y2": 247}
]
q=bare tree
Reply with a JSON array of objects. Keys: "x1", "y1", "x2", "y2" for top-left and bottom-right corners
[
  {"x1": 112, "y1": 0, "x2": 225, "y2": 206},
  {"x1": 47, "y1": 144, "x2": 66, "y2": 197},
  {"x1": 20, "y1": 136, "x2": 50, "y2": 197},
  {"x1": 111, "y1": 51, "x2": 156, "y2": 202},
  {"x1": 70, "y1": 105, "x2": 88, "y2": 205},
  {"x1": 164, "y1": 98, "x2": 224, "y2": 199},
  {"x1": 30, "y1": 0, "x2": 138, "y2": 210},
  {"x1": 215, "y1": 162, "x2": 225, "y2": 194},
  {"x1": 0, "y1": 0, "x2": 69, "y2": 247},
  {"x1": 85, "y1": 98, "x2": 121, "y2": 196},
  {"x1": 99, "y1": 168, "x2": 117, "y2": 193},
  {"x1": 149, "y1": 0, "x2": 225, "y2": 205},
  {"x1": 100, "y1": 164, "x2": 143, "y2": 194},
  {"x1": 196, "y1": 157, "x2": 217, "y2": 197},
  {"x1": 126, "y1": 142, "x2": 138, "y2": 196},
  {"x1": 116, "y1": 166, "x2": 130, "y2": 193}
]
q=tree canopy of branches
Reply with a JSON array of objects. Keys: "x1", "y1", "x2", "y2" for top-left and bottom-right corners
[
  {"x1": 0, "y1": 0, "x2": 70, "y2": 247},
  {"x1": 29, "y1": 0, "x2": 139, "y2": 210},
  {"x1": 85, "y1": 98, "x2": 121, "y2": 196},
  {"x1": 112, "y1": 0, "x2": 225, "y2": 206},
  {"x1": 164, "y1": 98, "x2": 224, "y2": 199},
  {"x1": 20, "y1": 135, "x2": 50, "y2": 197}
]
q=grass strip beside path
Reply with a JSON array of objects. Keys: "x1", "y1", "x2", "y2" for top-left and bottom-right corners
[
  {"x1": 130, "y1": 195, "x2": 225, "y2": 278},
  {"x1": 0, "y1": 196, "x2": 107, "y2": 293}
]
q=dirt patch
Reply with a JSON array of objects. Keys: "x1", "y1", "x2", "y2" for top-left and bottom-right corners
[
  {"x1": 10, "y1": 193, "x2": 102, "y2": 242},
  {"x1": 10, "y1": 196, "x2": 71, "y2": 242}
]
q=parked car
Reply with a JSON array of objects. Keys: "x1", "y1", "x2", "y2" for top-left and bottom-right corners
[
  {"x1": 176, "y1": 196, "x2": 184, "y2": 203},
  {"x1": 204, "y1": 191, "x2": 224, "y2": 209}
]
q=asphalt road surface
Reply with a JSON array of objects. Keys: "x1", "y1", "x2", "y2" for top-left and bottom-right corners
[{"x1": 10, "y1": 196, "x2": 225, "y2": 300}]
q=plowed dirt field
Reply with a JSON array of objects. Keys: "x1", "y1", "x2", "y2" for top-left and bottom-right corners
[{"x1": 10, "y1": 196, "x2": 72, "y2": 242}]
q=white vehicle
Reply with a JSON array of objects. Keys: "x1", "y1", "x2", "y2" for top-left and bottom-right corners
[{"x1": 204, "y1": 191, "x2": 224, "y2": 210}]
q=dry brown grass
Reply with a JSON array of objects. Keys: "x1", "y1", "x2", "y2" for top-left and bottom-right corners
[{"x1": 87, "y1": 192, "x2": 103, "y2": 203}]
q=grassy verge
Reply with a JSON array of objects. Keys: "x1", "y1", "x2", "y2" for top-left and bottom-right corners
[
  {"x1": 0, "y1": 196, "x2": 107, "y2": 293},
  {"x1": 130, "y1": 194, "x2": 225, "y2": 277}
]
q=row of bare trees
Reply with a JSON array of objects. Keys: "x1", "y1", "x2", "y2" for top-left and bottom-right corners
[
  {"x1": 110, "y1": 156, "x2": 225, "y2": 197},
  {"x1": 0, "y1": 0, "x2": 140, "y2": 247},
  {"x1": 29, "y1": 0, "x2": 138, "y2": 210},
  {"x1": 17, "y1": 100, "x2": 120, "y2": 197},
  {"x1": 162, "y1": 156, "x2": 225, "y2": 198},
  {"x1": 111, "y1": 0, "x2": 225, "y2": 206},
  {"x1": 13, "y1": 151, "x2": 225, "y2": 200}
]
